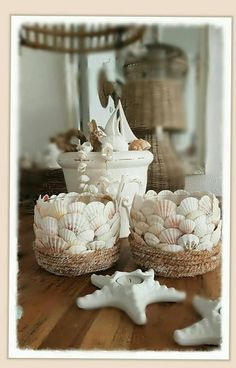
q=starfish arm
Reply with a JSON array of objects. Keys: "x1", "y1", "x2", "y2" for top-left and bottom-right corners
[
  {"x1": 90, "y1": 274, "x2": 112, "y2": 289},
  {"x1": 122, "y1": 298, "x2": 147, "y2": 325},
  {"x1": 192, "y1": 295, "x2": 221, "y2": 318},
  {"x1": 174, "y1": 317, "x2": 221, "y2": 346},
  {"x1": 150, "y1": 284, "x2": 186, "y2": 303},
  {"x1": 77, "y1": 286, "x2": 113, "y2": 309}
]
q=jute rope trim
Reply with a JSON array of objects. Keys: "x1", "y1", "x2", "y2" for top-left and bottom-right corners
[{"x1": 129, "y1": 231, "x2": 221, "y2": 278}]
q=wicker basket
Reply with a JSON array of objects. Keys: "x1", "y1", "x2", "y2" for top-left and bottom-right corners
[
  {"x1": 33, "y1": 241, "x2": 120, "y2": 277},
  {"x1": 129, "y1": 231, "x2": 221, "y2": 278}
]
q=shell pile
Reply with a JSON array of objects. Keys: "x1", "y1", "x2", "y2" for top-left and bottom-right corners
[
  {"x1": 130, "y1": 190, "x2": 222, "y2": 252},
  {"x1": 34, "y1": 192, "x2": 120, "y2": 255}
]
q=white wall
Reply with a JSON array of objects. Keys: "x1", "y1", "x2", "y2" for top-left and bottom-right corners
[{"x1": 19, "y1": 48, "x2": 69, "y2": 160}]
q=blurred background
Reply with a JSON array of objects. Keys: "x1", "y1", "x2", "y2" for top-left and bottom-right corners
[{"x1": 18, "y1": 21, "x2": 224, "y2": 212}]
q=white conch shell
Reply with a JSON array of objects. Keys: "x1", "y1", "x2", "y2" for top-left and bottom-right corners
[
  {"x1": 164, "y1": 214, "x2": 185, "y2": 229},
  {"x1": 178, "y1": 234, "x2": 199, "y2": 250},
  {"x1": 130, "y1": 208, "x2": 146, "y2": 223},
  {"x1": 87, "y1": 241, "x2": 106, "y2": 250},
  {"x1": 77, "y1": 229, "x2": 94, "y2": 245},
  {"x1": 148, "y1": 223, "x2": 164, "y2": 237},
  {"x1": 94, "y1": 223, "x2": 110, "y2": 237},
  {"x1": 159, "y1": 228, "x2": 182, "y2": 244},
  {"x1": 156, "y1": 199, "x2": 177, "y2": 219},
  {"x1": 141, "y1": 199, "x2": 156, "y2": 217},
  {"x1": 199, "y1": 195, "x2": 212, "y2": 215},
  {"x1": 160, "y1": 244, "x2": 184, "y2": 253},
  {"x1": 58, "y1": 228, "x2": 77, "y2": 244},
  {"x1": 147, "y1": 214, "x2": 164, "y2": 226},
  {"x1": 58, "y1": 213, "x2": 89, "y2": 233},
  {"x1": 211, "y1": 221, "x2": 222, "y2": 245},
  {"x1": 47, "y1": 236, "x2": 69, "y2": 252},
  {"x1": 67, "y1": 201, "x2": 86, "y2": 214},
  {"x1": 49, "y1": 200, "x2": 67, "y2": 219},
  {"x1": 104, "y1": 201, "x2": 115, "y2": 220},
  {"x1": 144, "y1": 232, "x2": 160, "y2": 247},
  {"x1": 177, "y1": 197, "x2": 198, "y2": 216},
  {"x1": 67, "y1": 245, "x2": 88, "y2": 254},
  {"x1": 85, "y1": 202, "x2": 105, "y2": 220},
  {"x1": 34, "y1": 206, "x2": 42, "y2": 228},
  {"x1": 41, "y1": 216, "x2": 58, "y2": 236},
  {"x1": 179, "y1": 219, "x2": 196, "y2": 234},
  {"x1": 90, "y1": 215, "x2": 107, "y2": 230},
  {"x1": 134, "y1": 221, "x2": 149, "y2": 236}
]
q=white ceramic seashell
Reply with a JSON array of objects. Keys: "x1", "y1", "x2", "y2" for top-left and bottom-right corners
[
  {"x1": 141, "y1": 199, "x2": 156, "y2": 217},
  {"x1": 67, "y1": 201, "x2": 86, "y2": 214},
  {"x1": 159, "y1": 228, "x2": 182, "y2": 244},
  {"x1": 77, "y1": 229, "x2": 94, "y2": 245},
  {"x1": 87, "y1": 241, "x2": 106, "y2": 250},
  {"x1": 178, "y1": 234, "x2": 199, "y2": 250},
  {"x1": 67, "y1": 245, "x2": 88, "y2": 254},
  {"x1": 49, "y1": 200, "x2": 67, "y2": 219},
  {"x1": 47, "y1": 236, "x2": 69, "y2": 252},
  {"x1": 134, "y1": 221, "x2": 149, "y2": 236},
  {"x1": 211, "y1": 221, "x2": 222, "y2": 245},
  {"x1": 147, "y1": 214, "x2": 164, "y2": 226},
  {"x1": 199, "y1": 195, "x2": 212, "y2": 215},
  {"x1": 104, "y1": 201, "x2": 115, "y2": 220},
  {"x1": 160, "y1": 244, "x2": 184, "y2": 252},
  {"x1": 130, "y1": 208, "x2": 146, "y2": 223},
  {"x1": 144, "y1": 232, "x2": 160, "y2": 247},
  {"x1": 58, "y1": 213, "x2": 90, "y2": 234},
  {"x1": 179, "y1": 219, "x2": 196, "y2": 234},
  {"x1": 41, "y1": 216, "x2": 58, "y2": 236},
  {"x1": 164, "y1": 214, "x2": 185, "y2": 229},
  {"x1": 90, "y1": 215, "x2": 107, "y2": 230},
  {"x1": 156, "y1": 199, "x2": 177, "y2": 219},
  {"x1": 186, "y1": 210, "x2": 205, "y2": 221},
  {"x1": 95, "y1": 223, "x2": 110, "y2": 237},
  {"x1": 148, "y1": 223, "x2": 164, "y2": 237},
  {"x1": 85, "y1": 202, "x2": 105, "y2": 220},
  {"x1": 34, "y1": 206, "x2": 42, "y2": 228},
  {"x1": 177, "y1": 197, "x2": 198, "y2": 216},
  {"x1": 58, "y1": 228, "x2": 77, "y2": 244}
]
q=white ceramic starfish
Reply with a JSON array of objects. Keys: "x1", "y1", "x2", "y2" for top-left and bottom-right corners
[
  {"x1": 76, "y1": 269, "x2": 186, "y2": 325},
  {"x1": 173, "y1": 295, "x2": 221, "y2": 346}
]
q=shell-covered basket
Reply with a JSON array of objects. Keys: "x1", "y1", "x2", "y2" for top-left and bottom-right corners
[
  {"x1": 129, "y1": 190, "x2": 222, "y2": 277},
  {"x1": 33, "y1": 192, "x2": 120, "y2": 276}
]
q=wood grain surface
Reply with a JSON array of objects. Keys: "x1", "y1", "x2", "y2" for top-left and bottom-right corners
[{"x1": 17, "y1": 214, "x2": 221, "y2": 351}]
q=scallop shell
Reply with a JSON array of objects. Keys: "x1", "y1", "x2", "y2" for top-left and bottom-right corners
[
  {"x1": 67, "y1": 245, "x2": 88, "y2": 254},
  {"x1": 95, "y1": 223, "x2": 110, "y2": 237},
  {"x1": 148, "y1": 223, "x2": 164, "y2": 237},
  {"x1": 164, "y1": 214, "x2": 185, "y2": 229},
  {"x1": 211, "y1": 221, "x2": 222, "y2": 244},
  {"x1": 144, "y1": 190, "x2": 158, "y2": 198},
  {"x1": 49, "y1": 200, "x2": 67, "y2": 219},
  {"x1": 193, "y1": 222, "x2": 208, "y2": 238},
  {"x1": 207, "y1": 223, "x2": 215, "y2": 234},
  {"x1": 67, "y1": 201, "x2": 86, "y2": 214},
  {"x1": 106, "y1": 236, "x2": 116, "y2": 248},
  {"x1": 57, "y1": 193, "x2": 66, "y2": 199},
  {"x1": 160, "y1": 244, "x2": 184, "y2": 252},
  {"x1": 87, "y1": 241, "x2": 106, "y2": 250},
  {"x1": 77, "y1": 229, "x2": 94, "y2": 245},
  {"x1": 147, "y1": 214, "x2": 164, "y2": 226},
  {"x1": 134, "y1": 221, "x2": 149, "y2": 236},
  {"x1": 157, "y1": 190, "x2": 175, "y2": 201},
  {"x1": 104, "y1": 201, "x2": 115, "y2": 220},
  {"x1": 186, "y1": 210, "x2": 205, "y2": 221},
  {"x1": 41, "y1": 216, "x2": 58, "y2": 236},
  {"x1": 177, "y1": 234, "x2": 199, "y2": 249},
  {"x1": 194, "y1": 214, "x2": 207, "y2": 225},
  {"x1": 179, "y1": 219, "x2": 196, "y2": 234},
  {"x1": 173, "y1": 190, "x2": 190, "y2": 205},
  {"x1": 96, "y1": 230, "x2": 113, "y2": 242},
  {"x1": 177, "y1": 197, "x2": 198, "y2": 216},
  {"x1": 130, "y1": 208, "x2": 146, "y2": 222},
  {"x1": 156, "y1": 200, "x2": 177, "y2": 219},
  {"x1": 85, "y1": 202, "x2": 105, "y2": 220},
  {"x1": 35, "y1": 238, "x2": 47, "y2": 250},
  {"x1": 34, "y1": 225, "x2": 49, "y2": 244},
  {"x1": 47, "y1": 236, "x2": 69, "y2": 252},
  {"x1": 39, "y1": 202, "x2": 51, "y2": 217},
  {"x1": 90, "y1": 215, "x2": 107, "y2": 230},
  {"x1": 133, "y1": 194, "x2": 143, "y2": 211},
  {"x1": 198, "y1": 195, "x2": 212, "y2": 215},
  {"x1": 207, "y1": 206, "x2": 221, "y2": 225},
  {"x1": 64, "y1": 192, "x2": 79, "y2": 205},
  {"x1": 159, "y1": 228, "x2": 182, "y2": 244},
  {"x1": 196, "y1": 240, "x2": 214, "y2": 251},
  {"x1": 141, "y1": 199, "x2": 156, "y2": 217},
  {"x1": 58, "y1": 214, "x2": 89, "y2": 233},
  {"x1": 34, "y1": 206, "x2": 42, "y2": 228},
  {"x1": 58, "y1": 228, "x2": 77, "y2": 244},
  {"x1": 144, "y1": 232, "x2": 160, "y2": 247}
]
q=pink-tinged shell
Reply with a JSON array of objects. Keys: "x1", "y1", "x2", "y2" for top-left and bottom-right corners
[
  {"x1": 77, "y1": 229, "x2": 94, "y2": 245},
  {"x1": 147, "y1": 214, "x2": 164, "y2": 226},
  {"x1": 159, "y1": 228, "x2": 182, "y2": 244},
  {"x1": 35, "y1": 238, "x2": 47, "y2": 250},
  {"x1": 164, "y1": 214, "x2": 185, "y2": 229},
  {"x1": 41, "y1": 216, "x2": 58, "y2": 236},
  {"x1": 156, "y1": 200, "x2": 177, "y2": 219},
  {"x1": 211, "y1": 221, "x2": 222, "y2": 244},
  {"x1": 58, "y1": 228, "x2": 77, "y2": 244},
  {"x1": 95, "y1": 223, "x2": 110, "y2": 237},
  {"x1": 199, "y1": 195, "x2": 213, "y2": 215},
  {"x1": 142, "y1": 199, "x2": 156, "y2": 217},
  {"x1": 47, "y1": 236, "x2": 70, "y2": 253},
  {"x1": 177, "y1": 197, "x2": 199, "y2": 216},
  {"x1": 58, "y1": 214, "x2": 89, "y2": 233},
  {"x1": 67, "y1": 201, "x2": 86, "y2": 214},
  {"x1": 85, "y1": 201, "x2": 105, "y2": 220},
  {"x1": 148, "y1": 223, "x2": 164, "y2": 237},
  {"x1": 144, "y1": 232, "x2": 160, "y2": 247},
  {"x1": 160, "y1": 244, "x2": 184, "y2": 252},
  {"x1": 34, "y1": 206, "x2": 42, "y2": 228},
  {"x1": 104, "y1": 201, "x2": 115, "y2": 220},
  {"x1": 179, "y1": 219, "x2": 196, "y2": 234},
  {"x1": 134, "y1": 221, "x2": 149, "y2": 236}
]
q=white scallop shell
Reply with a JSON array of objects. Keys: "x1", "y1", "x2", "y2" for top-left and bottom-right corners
[
  {"x1": 207, "y1": 206, "x2": 221, "y2": 225},
  {"x1": 144, "y1": 190, "x2": 158, "y2": 198},
  {"x1": 49, "y1": 200, "x2": 67, "y2": 219},
  {"x1": 156, "y1": 200, "x2": 177, "y2": 219},
  {"x1": 159, "y1": 228, "x2": 182, "y2": 244},
  {"x1": 164, "y1": 214, "x2": 185, "y2": 229},
  {"x1": 193, "y1": 222, "x2": 208, "y2": 238},
  {"x1": 35, "y1": 238, "x2": 47, "y2": 250},
  {"x1": 90, "y1": 215, "x2": 107, "y2": 230},
  {"x1": 141, "y1": 199, "x2": 156, "y2": 217},
  {"x1": 57, "y1": 193, "x2": 67, "y2": 199},
  {"x1": 177, "y1": 197, "x2": 198, "y2": 216},
  {"x1": 157, "y1": 190, "x2": 175, "y2": 202},
  {"x1": 144, "y1": 232, "x2": 160, "y2": 247},
  {"x1": 95, "y1": 223, "x2": 110, "y2": 237},
  {"x1": 58, "y1": 228, "x2": 77, "y2": 244},
  {"x1": 106, "y1": 236, "x2": 116, "y2": 248},
  {"x1": 41, "y1": 216, "x2": 58, "y2": 236},
  {"x1": 211, "y1": 221, "x2": 222, "y2": 244},
  {"x1": 87, "y1": 241, "x2": 106, "y2": 250},
  {"x1": 177, "y1": 234, "x2": 199, "y2": 249},
  {"x1": 133, "y1": 194, "x2": 143, "y2": 211},
  {"x1": 196, "y1": 240, "x2": 214, "y2": 251},
  {"x1": 67, "y1": 201, "x2": 86, "y2": 214},
  {"x1": 148, "y1": 223, "x2": 164, "y2": 237},
  {"x1": 47, "y1": 236, "x2": 69, "y2": 252},
  {"x1": 130, "y1": 208, "x2": 146, "y2": 222},
  {"x1": 199, "y1": 195, "x2": 212, "y2": 215},
  {"x1": 67, "y1": 245, "x2": 88, "y2": 254},
  {"x1": 207, "y1": 223, "x2": 215, "y2": 234},
  {"x1": 160, "y1": 244, "x2": 184, "y2": 252},
  {"x1": 96, "y1": 230, "x2": 113, "y2": 242},
  {"x1": 134, "y1": 221, "x2": 149, "y2": 236},
  {"x1": 104, "y1": 201, "x2": 115, "y2": 220},
  {"x1": 64, "y1": 192, "x2": 79, "y2": 205},
  {"x1": 34, "y1": 225, "x2": 49, "y2": 244},
  {"x1": 186, "y1": 210, "x2": 205, "y2": 221},
  {"x1": 85, "y1": 202, "x2": 105, "y2": 220},
  {"x1": 77, "y1": 229, "x2": 94, "y2": 245},
  {"x1": 147, "y1": 214, "x2": 164, "y2": 226},
  {"x1": 194, "y1": 214, "x2": 207, "y2": 225},
  {"x1": 179, "y1": 219, "x2": 196, "y2": 234},
  {"x1": 173, "y1": 190, "x2": 190, "y2": 205},
  {"x1": 58, "y1": 214, "x2": 89, "y2": 233}
]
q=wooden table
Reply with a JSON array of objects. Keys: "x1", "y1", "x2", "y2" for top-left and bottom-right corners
[{"x1": 17, "y1": 214, "x2": 221, "y2": 351}]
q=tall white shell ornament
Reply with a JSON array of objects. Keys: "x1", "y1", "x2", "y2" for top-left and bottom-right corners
[{"x1": 77, "y1": 269, "x2": 186, "y2": 325}]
